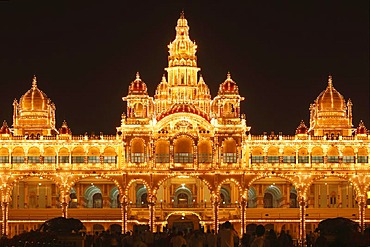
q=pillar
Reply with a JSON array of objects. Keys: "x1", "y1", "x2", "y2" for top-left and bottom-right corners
[
  {"x1": 62, "y1": 202, "x2": 68, "y2": 218},
  {"x1": 1, "y1": 202, "x2": 9, "y2": 236},
  {"x1": 149, "y1": 202, "x2": 155, "y2": 232},
  {"x1": 213, "y1": 195, "x2": 220, "y2": 234},
  {"x1": 240, "y1": 198, "x2": 246, "y2": 235},
  {"x1": 121, "y1": 200, "x2": 128, "y2": 234},
  {"x1": 299, "y1": 196, "x2": 306, "y2": 247},
  {"x1": 358, "y1": 195, "x2": 366, "y2": 232}
]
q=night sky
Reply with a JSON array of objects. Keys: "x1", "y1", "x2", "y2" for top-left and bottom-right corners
[{"x1": 0, "y1": 2, "x2": 368, "y2": 135}]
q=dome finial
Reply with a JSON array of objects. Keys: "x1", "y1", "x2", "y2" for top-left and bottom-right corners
[
  {"x1": 328, "y1": 74, "x2": 333, "y2": 87},
  {"x1": 180, "y1": 10, "x2": 185, "y2": 19},
  {"x1": 161, "y1": 74, "x2": 167, "y2": 83},
  {"x1": 32, "y1": 75, "x2": 37, "y2": 88},
  {"x1": 227, "y1": 71, "x2": 231, "y2": 80},
  {"x1": 136, "y1": 72, "x2": 140, "y2": 80}
]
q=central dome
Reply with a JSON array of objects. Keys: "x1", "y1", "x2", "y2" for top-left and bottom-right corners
[
  {"x1": 316, "y1": 76, "x2": 345, "y2": 111},
  {"x1": 19, "y1": 76, "x2": 50, "y2": 111}
]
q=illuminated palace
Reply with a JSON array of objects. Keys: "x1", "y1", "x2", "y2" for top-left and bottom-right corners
[{"x1": 0, "y1": 13, "x2": 369, "y2": 245}]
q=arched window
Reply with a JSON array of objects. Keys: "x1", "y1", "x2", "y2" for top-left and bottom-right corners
[
  {"x1": 155, "y1": 140, "x2": 170, "y2": 163},
  {"x1": 110, "y1": 187, "x2": 120, "y2": 208},
  {"x1": 311, "y1": 147, "x2": 324, "y2": 163},
  {"x1": 84, "y1": 185, "x2": 103, "y2": 208},
  {"x1": 220, "y1": 186, "x2": 231, "y2": 207},
  {"x1": 174, "y1": 136, "x2": 193, "y2": 163},
  {"x1": 222, "y1": 139, "x2": 237, "y2": 163},
  {"x1": 251, "y1": 147, "x2": 264, "y2": 163},
  {"x1": 136, "y1": 185, "x2": 148, "y2": 207},
  {"x1": 357, "y1": 147, "x2": 368, "y2": 163},
  {"x1": 264, "y1": 185, "x2": 282, "y2": 208},
  {"x1": 174, "y1": 186, "x2": 192, "y2": 207},
  {"x1": 267, "y1": 146, "x2": 279, "y2": 163},
  {"x1": 298, "y1": 148, "x2": 309, "y2": 163},
  {"x1": 283, "y1": 147, "x2": 296, "y2": 163},
  {"x1": 88, "y1": 147, "x2": 100, "y2": 164},
  {"x1": 27, "y1": 147, "x2": 40, "y2": 164},
  {"x1": 327, "y1": 146, "x2": 339, "y2": 163},
  {"x1": 71, "y1": 147, "x2": 85, "y2": 164},
  {"x1": 247, "y1": 187, "x2": 257, "y2": 208},
  {"x1": 0, "y1": 148, "x2": 9, "y2": 163},
  {"x1": 131, "y1": 139, "x2": 145, "y2": 163},
  {"x1": 198, "y1": 141, "x2": 212, "y2": 163},
  {"x1": 290, "y1": 188, "x2": 298, "y2": 208},
  {"x1": 12, "y1": 147, "x2": 25, "y2": 164}
]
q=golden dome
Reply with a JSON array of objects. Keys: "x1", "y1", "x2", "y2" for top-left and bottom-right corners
[
  {"x1": 19, "y1": 76, "x2": 50, "y2": 111},
  {"x1": 316, "y1": 76, "x2": 345, "y2": 111},
  {"x1": 128, "y1": 72, "x2": 148, "y2": 95},
  {"x1": 218, "y1": 72, "x2": 239, "y2": 95}
]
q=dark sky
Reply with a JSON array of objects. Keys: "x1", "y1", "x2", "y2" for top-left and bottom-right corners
[{"x1": 0, "y1": 1, "x2": 368, "y2": 135}]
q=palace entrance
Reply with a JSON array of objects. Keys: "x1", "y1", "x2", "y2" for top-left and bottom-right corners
[{"x1": 167, "y1": 213, "x2": 200, "y2": 233}]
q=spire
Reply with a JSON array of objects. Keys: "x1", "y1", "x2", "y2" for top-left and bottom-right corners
[
  {"x1": 32, "y1": 75, "x2": 37, "y2": 88},
  {"x1": 161, "y1": 74, "x2": 167, "y2": 84},
  {"x1": 328, "y1": 75, "x2": 333, "y2": 87},
  {"x1": 135, "y1": 72, "x2": 141, "y2": 81},
  {"x1": 199, "y1": 74, "x2": 205, "y2": 84},
  {"x1": 227, "y1": 71, "x2": 232, "y2": 80}
]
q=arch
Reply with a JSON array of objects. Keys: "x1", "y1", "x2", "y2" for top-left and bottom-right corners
[
  {"x1": 298, "y1": 147, "x2": 308, "y2": 156},
  {"x1": 125, "y1": 178, "x2": 151, "y2": 197},
  {"x1": 283, "y1": 147, "x2": 295, "y2": 156},
  {"x1": 342, "y1": 146, "x2": 354, "y2": 156},
  {"x1": 251, "y1": 147, "x2": 264, "y2": 156},
  {"x1": 27, "y1": 147, "x2": 41, "y2": 156},
  {"x1": 217, "y1": 178, "x2": 243, "y2": 196},
  {"x1": 84, "y1": 185, "x2": 103, "y2": 208},
  {"x1": 311, "y1": 146, "x2": 324, "y2": 156},
  {"x1": 87, "y1": 147, "x2": 100, "y2": 156},
  {"x1": 71, "y1": 146, "x2": 85, "y2": 156},
  {"x1": 43, "y1": 147, "x2": 56, "y2": 156},
  {"x1": 174, "y1": 136, "x2": 193, "y2": 163},
  {"x1": 267, "y1": 146, "x2": 279, "y2": 156},
  {"x1": 174, "y1": 185, "x2": 192, "y2": 207},
  {"x1": 247, "y1": 187, "x2": 257, "y2": 208},
  {"x1": 290, "y1": 187, "x2": 298, "y2": 208},
  {"x1": 327, "y1": 146, "x2": 339, "y2": 156},
  {"x1": 131, "y1": 138, "x2": 145, "y2": 153},
  {"x1": 12, "y1": 147, "x2": 25, "y2": 156},
  {"x1": 133, "y1": 102, "x2": 145, "y2": 117},
  {"x1": 136, "y1": 185, "x2": 148, "y2": 207},
  {"x1": 264, "y1": 185, "x2": 282, "y2": 208},
  {"x1": 219, "y1": 186, "x2": 231, "y2": 206},
  {"x1": 103, "y1": 147, "x2": 117, "y2": 156},
  {"x1": 198, "y1": 140, "x2": 212, "y2": 163},
  {"x1": 358, "y1": 147, "x2": 368, "y2": 156},
  {"x1": 155, "y1": 139, "x2": 170, "y2": 163},
  {"x1": 58, "y1": 147, "x2": 70, "y2": 156},
  {"x1": 0, "y1": 147, "x2": 9, "y2": 156},
  {"x1": 110, "y1": 187, "x2": 120, "y2": 208},
  {"x1": 222, "y1": 138, "x2": 237, "y2": 163}
]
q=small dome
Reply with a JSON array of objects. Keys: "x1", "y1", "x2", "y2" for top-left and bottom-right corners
[
  {"x1": 356, "y1": 120, "x2": 367, "y2": 135},
  {"x1": 316, "y1": 76, "x2": 345, "y2": 111},
  {"x1": 0, "y1": 121, "x2": 11, "y2": 135},
  {"x1": 19, "y1": 76, "x2": 50, "y2": 111},
  {"x1": 218, "y1": 72, "x2": 239, "y2": 95},
  {"x1": 197, "y1": 75, "x2": 210, "y2": 96},
  {"x1": 295, "y1": 120, "x2": 308, "y2": 135},
  {"x1": 155, "y1": 75, "x2": 168, "y2": 95},
  {"x1": 128, "y1": 72, "x2": 148, "y2": 95},
  {"x1": 157, "y1": 103, "x2": 210, "y2": 122},
  {"x1": 59, "y1": 120, "x2": 72, "y2": 135}
]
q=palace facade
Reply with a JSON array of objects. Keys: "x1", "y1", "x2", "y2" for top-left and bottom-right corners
[{"x1": 0, "y1": 13, "x2": 369, "y2": 245}]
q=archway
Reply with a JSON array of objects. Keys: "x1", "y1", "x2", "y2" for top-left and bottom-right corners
[
  {"x1": 264, "y1": 185, "x2": 282, "y2": 208},
  {"x1": 84, "y1": 185, "x2": 103, "y2": 208}
]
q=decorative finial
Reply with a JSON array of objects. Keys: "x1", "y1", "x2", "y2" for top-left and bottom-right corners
[
  {"x1": 32, "y1": 75, "x2": 37, "y2": 88},
  {"x1": 161, "y1": 74, "x2": 167, "y2": 83},
  {"x1": 227, "y1": 72, "x2": 231, "y2": 80},
  {"x1": 135, "y1": 72, "x2": 140, "y2": 80},
  {"x1": 180, "y1": 10, "x2": 185, "y2": 19},
  {"x1": 328, "y1": 74, "x2": 333, "y2": 87}
]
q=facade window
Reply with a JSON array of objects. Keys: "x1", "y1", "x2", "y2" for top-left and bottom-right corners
[
  {"x1": 198, "y1": 153, "x2": 212, "y2": 163},
  {"x1": 283, "y1": 156, "x2": 296, "y2": 163},
  {"x1": 174, "y1": 153, "x2": 192, "y2": 163},
  {"x1": 59, "y1": 156, "x2": 69, "y2": 163},
  {"x1": 44, "y1": 156, "x2": 56, "y2": 163},
  {"x1": 28, "y1": 156, "x2": 39, "y2": 164},
  {"x1": 358, "y1": 156, "x2": 368, "y2": 163},
  {"x1": 88, "y1": 156, "x2": 100, "y2": 163},
  {"x1": 223, "y1": 153, "x2": 237, "y2": 163},
  {"x1": 298, "y1": 156, "x2": 309, "y2": 163},
  {"x1": 0, "y1": 156, "x2": 9, "y2": 163},
  {"x1": 155, "y1": 154, "x2": 169, "y2": 163},
  {"x1": 311, "y1": 156, "x2": 324, "y2": 163},
  {"x1": 267, "y1": 156, "x2": 279, "y2": 163},
  {"x1": 327, "y1": 156, "x2": 339, "y2": 163},
  {"x1": 72, "y1": 156, "x2": 85, "y2": 163},
  {"x1": 12, "y1": 156, "x2": 25, "y2": 163},
  {"x1": 342, "y1": 156, "x2": 355, "y2": 163},
  {"x1": 251, "y1": 156, "x2": 264, "y2": 163},
  {"x1": 131, "y1": 153, "x2": 145, "y2": 163},
  {"x1": 103, "y1": 156, "x2": 117, "y2": 163}
]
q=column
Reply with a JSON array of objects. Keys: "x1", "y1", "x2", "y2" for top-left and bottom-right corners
[
  {"x1": 299, "y1": 196, "x2": 306, "y2": 247},
  {"x1": 121, "y1": 199, "x2": 128, "y2": 234},
  {"x1": 240, "y1": 198, "x2": 246, "y2": 235},
  {"x1": 1, "y1": 202, "x2": 9, "y2": 236},
  {"x1": 62, "y1": 201, "x2": 68, "y2": 218},
  {"x1": 213, "y1": 195, "x2": 220, "y2": 234},
  {"x1": 148, "y1": 194, "x2": 156, "y2": 233},
  {"x1": 358, "y1": 195, "x2": 366, "y2": 232}
]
